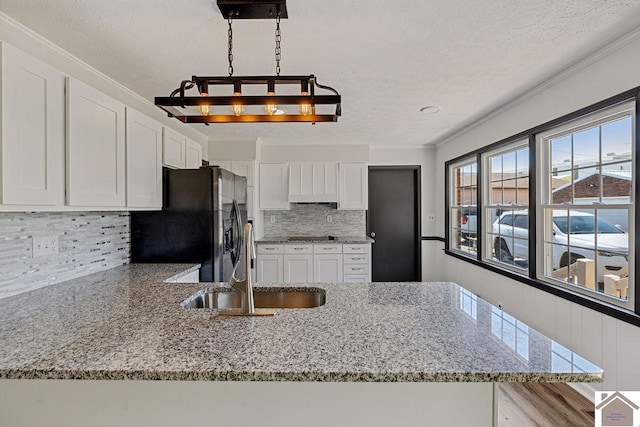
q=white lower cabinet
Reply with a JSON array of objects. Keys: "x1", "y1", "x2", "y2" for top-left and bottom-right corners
[
  {"x1": 313, "y1": 254, "x2": 343, "y2": 283},
  {"x1": 257, "y1": 254, "x2": 284, "y2": 283},
  {"x1": 283, "y1": 254, "x2": 314, "y2": 283},
  {"x1": 257, "y1": 242, "x2": 371, "y2": 283},
  {"x1": 343, "y1": 243, "x2": 371, "y2": 282}
]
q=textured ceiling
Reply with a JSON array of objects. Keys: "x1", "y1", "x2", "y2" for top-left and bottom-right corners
[{"x1": 2, "y1": 0, "x2": 640, "y2": 146}]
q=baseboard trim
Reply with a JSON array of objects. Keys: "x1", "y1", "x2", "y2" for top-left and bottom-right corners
[{"x1": 568, "y1": 383, "x2": 597, "y2": 404}]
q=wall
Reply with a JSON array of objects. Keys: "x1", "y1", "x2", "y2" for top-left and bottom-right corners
[
  {"x1": 263, "y1": 204, "x2": 365, "y2": 237},
  {"x1": 260, "y1": 143, "x2": 369, "y2": 163},
  {"x1": 208, "y1": 140, "x2": 257, "y2": 161},
  {"x1": 0, "y1": 13, "x2": 209, "y2": 157},
  {"x1": 0, "y1": 212, "x2": 129, "y2": 299},
  {"x1": 433, "y1": 29, "x2": 640, "y2": 394}
]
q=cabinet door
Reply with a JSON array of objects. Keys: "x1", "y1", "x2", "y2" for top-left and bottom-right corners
[
  {"x1": 283, "y1": 254, "x2": 313, "y2": 283},
  {"x1": 313, "y1": 254, "x2": 343, "y2": 283},
  {"x1": 257, "y1": 254, "x2": 283, "y2": 283},
  {"x1": 1, "y1": 43, "x2": 65, "y2": 206},
  {"x1": 163, "y1": 127, "x2": 186, "y2": 168},
  {"x1": 126, "y1": 108, "x2": 163, "y2": 208},
  {"x1": 319, "y1": 162, "x2": 338, "y2": 200},
  {"x1": 67, "y1": 77, "x2": 125, "y2": 206},
  {"x1": 185, "y1": 138, "x2": 202, "y2": 169},
  {"x1": 259, "y1": 163, "x2": 289, "y2": 210},
  {"x1": 232, "y1": 160, "x2": 256, "y2": 186},
  {"x1": 338, "y1": 163, "x2": 368, "y2": 210}
]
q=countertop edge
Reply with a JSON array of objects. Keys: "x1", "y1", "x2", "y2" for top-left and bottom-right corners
[{"x1": 0, "y1": 369, "x2": 603, "y2": 383}]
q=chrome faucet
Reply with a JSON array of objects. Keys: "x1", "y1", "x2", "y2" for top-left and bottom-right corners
[{"x1": 223, "y1": 222, "x2": 275, "y2": 316}]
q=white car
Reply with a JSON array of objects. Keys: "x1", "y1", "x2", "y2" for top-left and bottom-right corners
[{"x1": 492, "y1": 210, "x2": 628, "y2": 282}]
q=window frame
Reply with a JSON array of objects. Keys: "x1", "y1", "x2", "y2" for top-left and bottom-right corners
[
  {"x1": 536, "y1": 100, "x2": 635, "y2": 310},
  {"x1": 444, "y1": 87, "x2": 640, "y2": 327},
  {"x1": 481, "y1": 139, "x2": 530, "y2": 273},
  {"x1": 446, "y1": 156, "x2": 480, "y2": 258}
]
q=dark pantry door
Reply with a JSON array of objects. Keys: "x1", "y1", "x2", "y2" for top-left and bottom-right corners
[{"x1": 367, "y1": 167, "x2": 421, "y2": 281}]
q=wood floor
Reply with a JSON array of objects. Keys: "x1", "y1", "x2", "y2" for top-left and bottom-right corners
[{"x1": 498, "y1": 383, "x2": 595, "y2": 427}]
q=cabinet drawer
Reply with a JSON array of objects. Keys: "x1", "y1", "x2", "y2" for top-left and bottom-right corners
[
  {"x1": 257, "y1": 244, "x2": 285, "y2": 254},
  {"x1": 343, "y1": 274, "x2": 369, "y2": 283},
  {"x1": 284, "y1": 244, "x2": 313, "y2": 254},
  {"x1": 343, "y1": 254, "x2": 370, "y2": 264},
  {"x1": 343, "y1": 244, "x2": 370, "y2": 254},
  {"x1": 313, "y1": 244, "x2": 342, "y2": 254},
  {"x1": 343, "y1": 264, "x2": 370, "y2": 275}
]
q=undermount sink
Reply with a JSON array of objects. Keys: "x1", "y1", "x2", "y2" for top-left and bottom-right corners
[{"x1": 181, "y1": 287, "x2": 326, "y2": 310}]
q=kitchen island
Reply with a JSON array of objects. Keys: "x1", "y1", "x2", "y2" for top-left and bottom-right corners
[{"x1": 0, "y1": 264, "x2": 601, "y2": 426}]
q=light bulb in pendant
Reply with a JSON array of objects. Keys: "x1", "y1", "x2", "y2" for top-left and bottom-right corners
[
  {"x1": 264, "y1": 81, "x2": 278, "y2": 115},
  {"x1": 198, "y1": 82, "x2": 210, "y2": 116},
  {"x1": 299, "y1": 80, "x2": 312, "y2": 116},
  {"x1": 231, "y1": 81, "x2": 244, "y2": 116}
]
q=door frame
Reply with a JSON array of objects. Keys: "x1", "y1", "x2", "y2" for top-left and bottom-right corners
[{"x1": 367, "y1": 166, "x2": 422, "y2": 281}]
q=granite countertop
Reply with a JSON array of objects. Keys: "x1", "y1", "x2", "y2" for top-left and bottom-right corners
[
  {"x1": 257, "y1": 236, "x2": 374, "y2": 244},
  {"x1": 0, "y1": 264, "x2": 602, "y2": 382}
]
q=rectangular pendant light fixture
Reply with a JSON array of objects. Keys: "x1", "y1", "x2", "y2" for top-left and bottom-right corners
[{"x1": 154, "y1": 1, "x2": 341, "y2": 125}]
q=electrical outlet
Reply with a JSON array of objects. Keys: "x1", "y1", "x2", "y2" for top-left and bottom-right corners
[
  {"x1": 32, "y1": 235, "x2": 59, "y2": 258},
  {"x1": 326, "y1": 215, "x2": 332, "y2": 223},
  {"x1": 270, "y1": 215, "x2": 276, "y2": 223},
  {"x1": 427, "y1": 213, "x2": 436, "y2": 222}
]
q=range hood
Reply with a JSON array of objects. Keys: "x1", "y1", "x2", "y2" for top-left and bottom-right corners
[{"x1": 288, "y1": 162, "x2": 338, "y2": 203}]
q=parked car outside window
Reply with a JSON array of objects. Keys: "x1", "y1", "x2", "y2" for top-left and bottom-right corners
[{"x1": 492, "y1": 210, "x2": 628, "y2": 282}]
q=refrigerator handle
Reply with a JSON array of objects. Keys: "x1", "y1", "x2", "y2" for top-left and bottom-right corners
[{"x1": 232, "y1": 199, "x2": 243, "y2": 263}]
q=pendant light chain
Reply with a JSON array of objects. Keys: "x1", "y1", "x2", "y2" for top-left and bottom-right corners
[
  {"x1": 275, "y1": 13, "x2": 281, "y2": 76},
  {"x1": 227, "y1": 15, "x2": 234, "y2": 76}
]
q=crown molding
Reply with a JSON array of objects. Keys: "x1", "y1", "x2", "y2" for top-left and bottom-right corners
[
  {"x1": 434, "y1": 25, "x2": 640, "y2": 148},
  {"x1": 0, "y1": 12, "x2": 208, "y2": 142}
]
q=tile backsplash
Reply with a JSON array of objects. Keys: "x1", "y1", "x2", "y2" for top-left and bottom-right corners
[
  {"x1": 0, "y1": 212, "x2": 130, "y2": 299},
  {"x1": 263, "y1": 204, "x2": 366, "y2": 236}
]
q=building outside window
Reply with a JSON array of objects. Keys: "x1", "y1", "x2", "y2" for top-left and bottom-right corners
[
  {"x1": 449, "y1": 159, "x2": 478, "y2": 257},
  {"x1": 483, "y1": 141, "x2": 530, "y2": 270},
  {"x1": 537, "y1": 101, "x2": 634, "y2": 309}
]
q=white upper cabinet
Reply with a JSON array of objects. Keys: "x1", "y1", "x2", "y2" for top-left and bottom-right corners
[
  {"x1": 259, "y1": 163, "x2": 290, "y2": 210},
  {"x1": 232, "y1": 160, "x2": 256, "y2": 186},
  {"x1": 185, "y1": 138, "x2": 202, "y2": 169},
  {"x1": 338, "y1": 163, "x2": 368, "y2": 210},
  {"x1": 125, "y1": 108, "x2": 163, "y2": 208},
  {"x1": 162, "y1": 127, "x2": 186, "y2": 169},
  {"x1": 289, "y1": 162, "x2": 338, "y2": 202},
  {"x1": 66, "y1": 77, "x2": 126, "y2": 207},
  {"x1": 0, "y1": 43, "x2": 65, "y2": 206}
]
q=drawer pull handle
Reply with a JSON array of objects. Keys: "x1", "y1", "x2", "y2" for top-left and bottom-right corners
[
  {"x1": 352, "y1": 257, "x2": 364, "y2": 260},
  {"x1": 351, "y1": 268, "x2": 364, "y2": 271},
  {"x1": 294, "y1": 248, "x2": 304, "y2": 250}
]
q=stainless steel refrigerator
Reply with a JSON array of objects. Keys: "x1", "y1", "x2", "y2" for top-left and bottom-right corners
[{"x1": 130, "y1": 166, "x2": 247, "y2": 282}]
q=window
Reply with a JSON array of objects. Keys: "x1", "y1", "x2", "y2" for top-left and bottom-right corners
[
  {"x1": 445, "y1": 89, "x2": 639, "y2": 324},
  {"x1": 538, "y1": 101, "x2": 634, "y2": 309},
  {"x1": 483, "y1": 141, "x2": 530, "y2": 270},
  {"x1": 449, "y1": 159, "x2": 478, "y2": 256}
]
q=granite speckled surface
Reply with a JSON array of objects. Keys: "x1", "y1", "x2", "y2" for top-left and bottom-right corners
[
  {"x1": 257, "y1": 236, "x2": 374, "y2": 244},
  {"x1": 0, "y1": 264, "x2": 602, "y2": 382}
]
